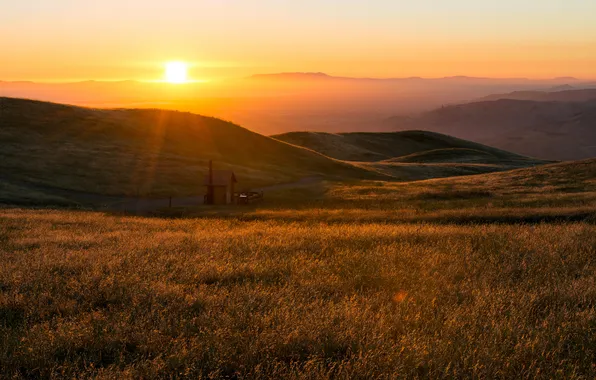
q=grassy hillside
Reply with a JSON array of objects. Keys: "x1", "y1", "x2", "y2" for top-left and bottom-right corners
[
  {"x1": 0, "y1": 97, "x2": 377, "y2": 196},
  {"x1": 273, "y1": 130, "x2": 546, "y2": 180},
  {"x1": 173, "y1": 158, "x2": 596, "y2": 223},
  {"x1": 354, "y1": 162, "x2": 522, "y2": 181},
  {"x1": 1, "y1": 159, "x2": 595, "y2": 378},
  {"x1": 387, "y1": 99, "x2": 596, "y2": 160},
  {"x1": 1, "y1": 98, "x2": 549, "y2": 204},
  {"x1": 324, "y1": 158, "x2": 596, "y2": 218},
  {"x1": 273, "y1": 130, "x2": 541, "y2": 163},
  {"x1": 353, "y1": 147, "x2": 552, "y2": 181}
]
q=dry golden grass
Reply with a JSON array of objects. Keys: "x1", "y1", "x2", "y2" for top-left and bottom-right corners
[
  {"x1": 162, "y1": 159, "x2": 596, "y2": 225},
  {"x1": 1, "y1": 159, "x2": 596, "y2": 378},
  {"x1": 1, "y1": 205, "x2": 595, "y2": 378}
]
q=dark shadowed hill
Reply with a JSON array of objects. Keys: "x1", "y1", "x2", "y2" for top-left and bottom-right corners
[
  {"x1": 0, "y1": 97, "x2": 380, "y2": 196},
  {"x1": 385, "y1": 148, "x2": 509, "y2": 164},
  {"x1": 387, "y1": 99, "x2": 596, "y2": 160},
  {"x1": 272, "y1": 130, "x2": 548, "y2": 181},
  {"x1": 273, "y1": 130, "x2": 542, "y2": 164}
]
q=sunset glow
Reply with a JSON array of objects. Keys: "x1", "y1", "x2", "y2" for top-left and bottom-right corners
[
  {"x1": 1, "y1": 1, "x2": 596, "y2": 82},
  {"x1": 165, "y1": 62, "x2": 188, "y2": 83}
]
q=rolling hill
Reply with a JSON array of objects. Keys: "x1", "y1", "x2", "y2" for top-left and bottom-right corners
[
  {"x1": 410, "y1": 157, "x2": 596, "y2": 197},
  {"x1": 385, "y1": 148, "x2": 508, "y2": 164},
  {"x1": 273, "y1": 130, "x2": 548, "y2": 181},
  {"x1": 0, "y1": 98, "x2": 549, "y2": 204},
  {"x1": 386, "y1": 98, "x2": 596, "y2": 160},
  {"x1": 273, "y1": 130, "x2": 542, "y2": 164},
  {"x1": 0, "y1": 97, "x2": 378, "y2": 197}
]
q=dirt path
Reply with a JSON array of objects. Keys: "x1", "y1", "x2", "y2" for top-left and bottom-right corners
[
  {"x1": 1, "y1": 175, "x2": 323, "y2": 214},
  {"x1": 109, "y1": 176, "x2": 323, "y2": 213}
]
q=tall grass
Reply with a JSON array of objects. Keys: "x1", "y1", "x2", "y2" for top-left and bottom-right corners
[{"x1": 1, "y1": 208, "x2": 595, "y2": 378}]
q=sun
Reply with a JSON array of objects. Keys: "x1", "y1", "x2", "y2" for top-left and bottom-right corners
[{"x1": 165, "y1": 61, "x2": 188, "y2": 83}]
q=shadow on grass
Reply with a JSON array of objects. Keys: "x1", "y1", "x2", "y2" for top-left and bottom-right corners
[
  {"x1": 234, "y1": 211, "x2": 596, "y2": 225},
  {"x1": 414, "y1": 190, "x2": 493, "y2": 200},
  {"x1": 101, "y1": 205, "x2": 596, "y2": 225}
]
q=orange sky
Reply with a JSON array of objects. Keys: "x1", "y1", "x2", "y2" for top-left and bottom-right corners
[{"x1": 1, "y1": 0, "x2": 595, "y2": 82}]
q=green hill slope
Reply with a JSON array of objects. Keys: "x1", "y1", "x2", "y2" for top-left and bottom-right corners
[{"x1": 0, "y1": 97, "x2": 380, "y2": 196}]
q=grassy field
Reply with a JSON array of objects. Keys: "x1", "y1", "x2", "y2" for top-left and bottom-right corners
[{"x1": 1, "y1": 160, "x2": 595, "y2": 378}]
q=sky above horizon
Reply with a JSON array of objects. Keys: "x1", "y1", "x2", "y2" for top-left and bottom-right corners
[{"x1": 1, "y1": 0, "x2": 596, "y2": 81}]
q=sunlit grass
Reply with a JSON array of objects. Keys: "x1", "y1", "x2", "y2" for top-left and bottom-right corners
[
  {"x1": 1, "y1": 206, "x2": 595, "y2": 378},
  {"x1": 1, "y1": 160, "x2": 595, "y2": 377}
]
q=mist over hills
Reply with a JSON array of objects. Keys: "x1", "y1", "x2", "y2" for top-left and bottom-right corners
[
  {"x1": 387, "y1": 97, "x2": 596, "y2": 161},
  {"x1": 477, "y1": 88, "x2": 596, "y2": 102},
  {"x1": 247, "y1": 73, "x2": 585, "y2": 85},
  {"x1": 3, "y1": 77, "x2": 596, "y2": 165},
  {"x1": 3, "y1": 74, "x2": 595, "y2": 135}
]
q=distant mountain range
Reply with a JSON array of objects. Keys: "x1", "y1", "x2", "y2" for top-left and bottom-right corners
[
  {"x1": 476, "y1": 89, "x2": 596, "y2": 102},
  {"x1": 248, "y1": 72, "x2": 590, "y2": 85},
  {"x1": 4, "y1": 75, "x2": 596, "y2": 135},
  {"x1": 3, "y1": 76, "x2": 596, "y2": 143},
  {"x1": 386, "y1": 93, "x2": 596, "y2": 160}
]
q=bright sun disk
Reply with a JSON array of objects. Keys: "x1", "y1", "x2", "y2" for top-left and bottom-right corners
[{"x1": 165, "y1": 62, "x2": 188, "y2": 83}]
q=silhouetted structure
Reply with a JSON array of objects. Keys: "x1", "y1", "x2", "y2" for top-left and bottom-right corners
[{"x1": 204, "y1": 161, "x2": 237, "y2": 205}]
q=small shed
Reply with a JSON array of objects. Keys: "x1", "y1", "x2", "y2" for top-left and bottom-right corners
[{"x1": 204, "y1": 163, "x2": 237, "y2": 205}]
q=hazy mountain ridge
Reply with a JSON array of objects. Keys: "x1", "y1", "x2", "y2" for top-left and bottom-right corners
[
  {"x1": 3, "y1": 76, "x2": 596, "y2": 135},
  {"x1": 247, "y1": 73, "x2": 586, "y2": 84},
  {"x1": 477, "y1": 88, "x2": 596, "y2": 102},
  {"x1": 387, "y1": 96, "x2": 596, "y2": 160}
]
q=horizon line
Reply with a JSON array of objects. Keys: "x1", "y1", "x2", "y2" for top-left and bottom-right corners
[{"x1": 1, "y1": 73, "x2": 594, "y2": 84}]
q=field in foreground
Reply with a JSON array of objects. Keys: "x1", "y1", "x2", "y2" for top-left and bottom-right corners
[
  {"x1": 2, "y1": 160, "x2": 596, "y2": 378},
  {"x1": 1, "y1": 210, "x2": 595, "y2": 379}
]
